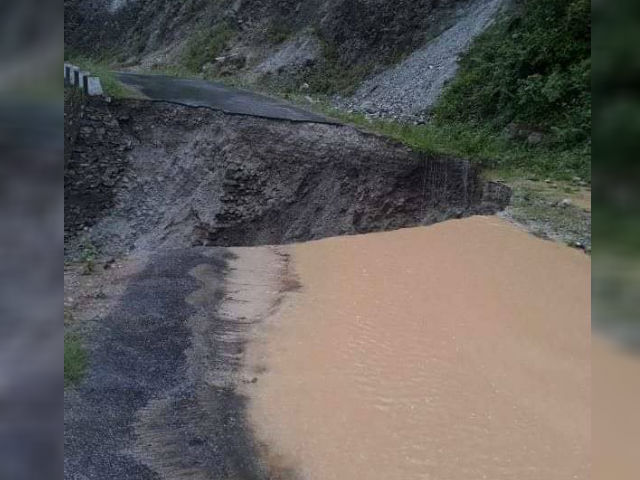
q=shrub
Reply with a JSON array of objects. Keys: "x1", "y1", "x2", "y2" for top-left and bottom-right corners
[{"x1": 434, "y1": 0, "x2": 591, "y2": 147}]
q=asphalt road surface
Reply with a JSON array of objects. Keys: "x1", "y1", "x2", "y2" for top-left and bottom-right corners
[
  {"x1": 117, "y1": 72, "x2": 332, "y2": 124},
  {"x1": 64, "y1": 248, "x2": 268, "y2": 480}
]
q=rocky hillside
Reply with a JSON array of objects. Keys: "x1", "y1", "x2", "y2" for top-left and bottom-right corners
[
  {"x1": 66, "y1": 0, "x2": 473, "y2": 64},
  {"x1": 65, "y1": 0, "x2": 506, "y2": 117}
]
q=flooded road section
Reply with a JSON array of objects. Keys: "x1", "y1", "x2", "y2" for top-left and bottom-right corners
[
  {"x1": 593, "y1": 334, "x2": 640, "y2": 480},
  {"x1": 242, "y1": 216, "x2": 590, "y2": 480}
]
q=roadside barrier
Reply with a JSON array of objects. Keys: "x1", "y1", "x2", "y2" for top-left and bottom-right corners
[{"x1": 64, "y1": 63, "x2": 103, "y2": 96}]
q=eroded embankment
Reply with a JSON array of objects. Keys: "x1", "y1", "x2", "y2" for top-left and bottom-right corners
[{"x1": 64, "y1": 98, "x2": 510, "y2": 257}]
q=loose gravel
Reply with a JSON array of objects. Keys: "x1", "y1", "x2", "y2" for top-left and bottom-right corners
[{"x1": 335, "y1": 0, "x2": 506, "y2": 121}]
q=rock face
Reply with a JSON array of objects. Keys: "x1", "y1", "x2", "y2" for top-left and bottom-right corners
[
  {"x1": 65, "y1": 1, "x2": 468, "y2": 63},
  {"x1": 64, "y1": 97, "x2": 511, "y2": 257},
  {"x1": 254, "y1": 35, "x2": 321, "y2": 76},
  {"x1": 64, "y1": 93, "x2": 134, "y2": 244}
]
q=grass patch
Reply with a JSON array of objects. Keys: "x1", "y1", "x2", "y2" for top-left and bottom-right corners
[
  {"x1": 66, "y1": 56, "x2": 136, "y2": 98},
  {"x1": 299, "y1": 41, "x2": 373, "y2": 95},
  {"x1": 313, "y1": 104, "x2": 590, "y2": 181},
  {"x1": 64, "y1": 333, "x2": 87, "y2": 387},
  {"x1": 78, "y1": 238, "x2": 98, "y2": 275},
  {"x1": 149, "y1": 63, "x2": 197, "y2": 78},
  {"x1": 181, "y1": 22, "x2": 235, "y2": 73}
]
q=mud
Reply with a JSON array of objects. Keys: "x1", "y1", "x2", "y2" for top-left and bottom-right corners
[
  {"x1": 593, "y1": 334, "x2": 640, "y2": 480},
  {"x1": 243, "y1": 216, "x2": 591, "y2": 480}
]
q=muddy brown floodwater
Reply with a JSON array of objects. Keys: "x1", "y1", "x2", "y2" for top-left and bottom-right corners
[
  {"x1": 242, "y1": 216, "x2": 590, "y2": 480},
  {"x1": 592, "y1": 334, "x2": 640, "y2": 480}
]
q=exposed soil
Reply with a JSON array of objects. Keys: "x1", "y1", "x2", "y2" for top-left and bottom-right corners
[{"x1": 64, "y1": 97, "x2": 510, "y2": 259}]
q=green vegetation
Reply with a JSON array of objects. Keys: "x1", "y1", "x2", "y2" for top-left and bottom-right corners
[
  {"x1": 181, "y1": 23, "x2": 235, "y2": 73},
  {"x1": 79, "y1": 239, "x2": 98, "y2": 275},
  {"x1": 434, "y1": 0, "x2": 591, "y2": 149},
  {"x1": 304, "y1": 42, "x2": 373, "y2": 95},
  {"x1": 312, "y1": 105, "x2": 589, "y2": 180},
  {"x1": 65, "y1": 56, "x2": 135, "y2": 98},
  {"x1": 265, "y1": 22, "x2": 292, "y2": 44},
  {"x1": 147, "y1": 63, "x2": 194, "y2": 78},
  {"x1": 64, "y1": 333, "x2": 87, "y2": 387}
]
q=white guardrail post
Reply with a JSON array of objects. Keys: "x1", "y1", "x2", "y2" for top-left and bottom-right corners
[
  {"x1": 72, "y1": 66, "x2": 80, "y2": 87},
  {"x1": 86, "y1": 77, "x2": 104, "y2": 96},
  {"x1": 64, "y1": 63, "x2": 104, "y2": 96}
]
